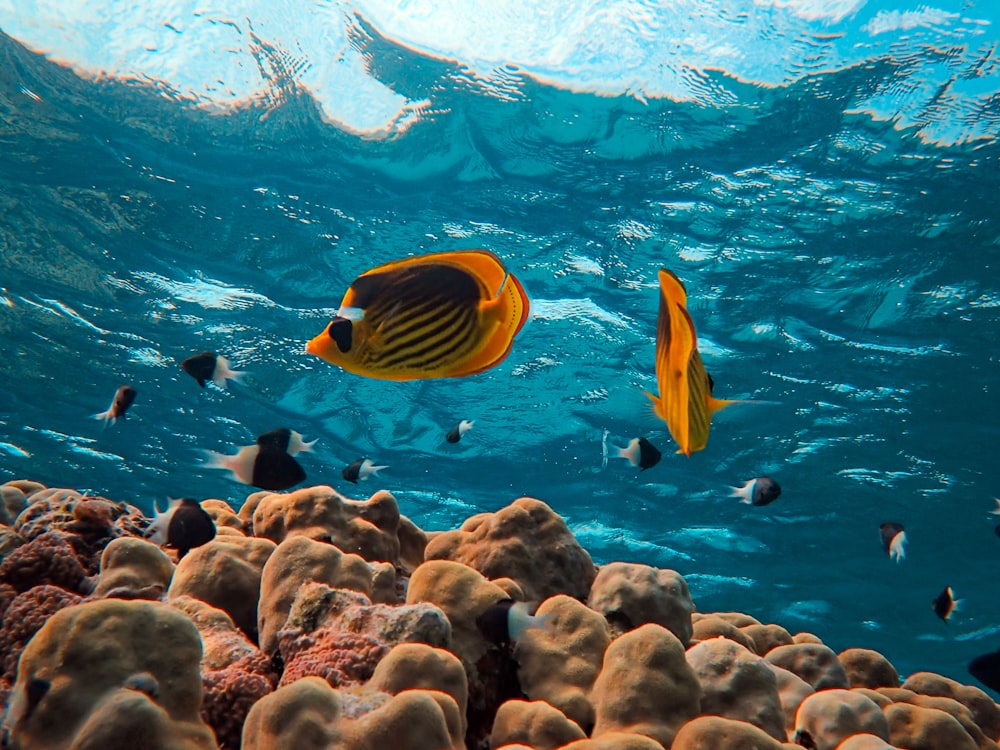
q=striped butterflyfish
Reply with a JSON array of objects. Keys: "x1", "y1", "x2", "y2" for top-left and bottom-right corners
[
  {"x1": 645, "y1": 268, "x2": 736, "y2": 455},
  {"x1": 306, "y1": 249, "x2": 530, "y2": 380}
]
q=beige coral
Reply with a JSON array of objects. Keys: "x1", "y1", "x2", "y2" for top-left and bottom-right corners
[
  {"x1": 489, "y1": 699, "x2": 586, "y2": 750},
  {"x1": 252, "y1": 485, "x2": 402, "y2": 565},
  {"x1": 883, "y1": 701, "x2": 979, "y2": 750},
  {"x1": 166, "y1": 535, "x2": 276, "y2": 641},
  {"x1": 900, "y1": 671, "x2": 1000, "y2": 741},
  {"x1": 423, "y1": 497, "x2": 596, "y2": 601},
  {"x1": 591, "y1": 623, "x2": 701, "y2": 748},
  {"x1": 685, "y1": 636, "x2": 786, "y2": 741},
  {"x1": 838, "y1": 648, "x2": 900, "y2": 689},
  {"x1": 92, "y1": 536, "x2": 174, "y2": 598},
  {"x1": 514, "y1": 594, "x2": 611, "y2": 733},
  {"x1": 792, "y1": 688, "x2": 891, "y2": 750},
  {"x1": 257, "y1": 534, "x2": 397, "y2": 655},
  {"x1": 671, "y1": 715, "x2": 793, "y2": 749},
  {"x1": 764, "y1": 642, "x2": 849, "y2": 690},
  {"x1": 7, "y1": 598, "x2": 213, "y2": 750},
  {"x1": 587, "y1": 562, "x2": 694, "y2": 645}
]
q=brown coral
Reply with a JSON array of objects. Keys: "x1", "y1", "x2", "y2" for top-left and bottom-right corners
[
  {"x1": 489, "y1": 699, "x2": 587, "y2": 749},
  {"x1": 900, "y1": 671, "x2": 1000, "y2": 741},
  {"x1": 792, "y1": 688, "x2": 891, "y2": 750},
  {"x1": 672, "y1": 715, "x2": 790, "y2": 749},
  {"x1": 202, "y1": 668, "x2": 274, "y2": 749},
  {"x1": 590, "y1": 623, "x2": 701, "y2": 748},
  {"x1": 92, "y1": 536, "x2": 174, "y2": 599},
  {"x1": 587, "y1": 562, "x2": 694, "y2": 645},
  {"x1": 514, "y1": 594, "x2": 611, "y2": 733},
  {"x1": 8, "y1": 598, "x2": 212, "y2": 750},
  {"x1": 423, "y1": 497, "x2": 597, "y2": 601},
  {"x1": 167, "y1": 535, "x2": 277, "y2": 641},
  {"x1": 258, "y1": 534, "x2": 396, "y2": 656},
  {"x1": 839, "y1": 648, "x2": 900, "y2": 690},
  {"x1": 685, "y1": 636, "x2": 786, "y2": 741},
  {"x1": 764, "y1": 642, "x2": 850, "y2": 691},
  {"x1": 252, "y1": 485, "x2": 402, "y2": 565},
  {"x1": 0, "y1": 530, "x2": 87, "y2": 593},
  {"x1": 0, "y1": 584, "x2": 83, "y2": 681}
]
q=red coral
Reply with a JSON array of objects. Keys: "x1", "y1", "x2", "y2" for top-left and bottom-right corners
[
  {"x1": 277, "y1": 629, "x2": 388, "y2": 689},
  {"x1": 0, "y1": 531, "x2": 87, "y2": 593},
  {"x1": 0, "y1": 584, "x2": 83, "y2": 681},
  {"x1": 201, "y1": 668, "x2": 273, "y2": 750}
]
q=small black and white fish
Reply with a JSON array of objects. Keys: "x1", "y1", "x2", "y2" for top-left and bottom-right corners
[
  {"x1": 255, "y1": 427, "x2": 316, "y2": 456},
  {"x1": 932, "y1": 586, "x2": 961, "y2": 622},
  {"x1": 612, "y1": 436, "x2": 662, "y2": 471},
  {"x1": 989, "y1": 498, "x2": 1000, "y2": 516},
  {"x1": 180, "y1": 351, "x2": 244, "y2": 389},
  {"x1": 879, "y1": 521, "x2": 906, "y2": 563},
  {"x1": 205, "y1": 444, "x2": 306, "y2": 491},
  {"x1": 968, "y1": 648, "x2": 1000, "y2": 693},
  {"x1": 446, "y1": 419, "x2": 474, "y2": 444},
  {"x1": 475, "y1": 600, "x2": 551, "y2": 646},
  {"x1": 93, "y1": 385, "x2": 137, "y2": 426},
  {"x1": 730, "y1": 477, "x2": 782, "y2": 506},
  {"x1": 144, "y1": 497, "x2": 217, "y2": 559},
  {"x1": 342, "y1": 457, "x2": 388, "y2": 484}
]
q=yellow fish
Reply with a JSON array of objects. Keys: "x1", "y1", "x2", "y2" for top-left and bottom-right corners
[
  {"x1": 306, "y1": 249, "x2": 530, "y2": 380},
  {"x1": 645, "y1": 268, "x2": 736, "y2": 455}
]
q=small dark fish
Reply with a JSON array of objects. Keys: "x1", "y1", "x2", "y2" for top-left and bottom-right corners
[
  {"x1": 145, "y1": 498, "x2": 217, "y2": 559},
  {"x1": 255, "y1": 428, "x2": 316, "y2": 456},
  {"x1": 93, "y1": 385, "x2": 137, "y2": 426},
  {"x1": 879, "y1": 521, "x2": 906, "y2": 563},
  {"x1": 730, "y1": 477, "x2": 782, "y2": 506},
  {"x1": 968, "y1": 648, "x2": 1000, "y2": 693},
  {"x1": 475, "y1": 599, "x2": 550, "y2": 646},
  {"x1": 181, "y1": 351, "x2": 243, "y2": 389},
  {"x1": 205, "y1": 444, "x2": 306, "y2": 491},
  {"x1": 614, "y1": 437, "x2": 662, "y2": 471},
  {"x1": 446, "y1": 419, "x2": 474, "y2": 444},
  {"x1": 932, "y1": 586, "x2": 961, "y2": 622},
  {"x1": 342, "y1": 457, "x2": 388, "y2": 484}
]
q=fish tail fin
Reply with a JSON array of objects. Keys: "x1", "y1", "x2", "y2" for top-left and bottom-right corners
[
  {"x1": 201, "y1": 449, "x2": 234, "y2": 472},
  {"x1": 508, "y1": 602, "x2": 551, "y2": 641},
  {"x1": 299, "y1": 438, "x2": 318, "y2": 453},
  {"x1": 213, "y1": 356, "x2": 245, "y2": 389},
  {"x1": 92, "y1": 410, "x2": 115, "y2": 427}
]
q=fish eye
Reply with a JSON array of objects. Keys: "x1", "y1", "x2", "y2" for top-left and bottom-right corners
[{"x1": 327, "y1": 317, "x2": 353, "y2": 353}]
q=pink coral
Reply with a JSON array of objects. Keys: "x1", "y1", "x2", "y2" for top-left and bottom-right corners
[
  {"x1": 202, "y1": 668, "x2": 274, "y2": 750},
  {"x1": 0, "y1": 531, "x2": 87, "y2": 593},
  {"x1": 278, "y1": 629, "x2": 388, "y2": 688},
  {"x1": 0, "y1": 584, "x2": 83, "y2": 681}
]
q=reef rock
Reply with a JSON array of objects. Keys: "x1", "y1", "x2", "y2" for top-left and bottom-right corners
[
  {"x1": 252, "y1": 485, "x2": 403, "y2": 566},
  {"x1": 91, "y1": 536, "x2": 174, "y2": 599},
  {"x1": 590, "y1": 623, "x2": 701, "y2": 748},
  {"x1": 515, "y1": 593, "x2": 612, "y2": 733},
  {"x1": 792, "y1": 688, "x2": 891, "y2": 750},
  {"x1": 166, "y1": 535, "x2": 276, "y2": 642},
  {"x1": 6, "y1": 598, "x2": 215, "y2": 750},
  {"x1": 490, "y1": 698, "x2": 587, "y2": 749},
  {"x1": 423, "y1": 497, "x2": 597, "y2": 601},
  {"x1": 587, "y1": 561, "x2": 694, "y2": 645},
  {"x1": 257, "y1": 534, "x2": 397, "y2": 656},
  {"x1": 685, "y1": 636, "x2": 786, "y2": 741}
]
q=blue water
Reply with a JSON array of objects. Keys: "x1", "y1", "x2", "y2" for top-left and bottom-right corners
[{"x1": 1, "y1": 2, "x2": 999, "y2": 692}]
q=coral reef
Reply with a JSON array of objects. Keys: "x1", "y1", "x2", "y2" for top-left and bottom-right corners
[
  {"x1": 2, "y1": 480, "x2": 999, "y2": 750},
  {"x1": 424, "y1": 497, "x2": 597, "y2": 601}
]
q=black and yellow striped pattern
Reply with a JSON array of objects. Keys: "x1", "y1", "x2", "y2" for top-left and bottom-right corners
[{"x1": 307, "y1": 250, "x2": 530, "y2": 380}]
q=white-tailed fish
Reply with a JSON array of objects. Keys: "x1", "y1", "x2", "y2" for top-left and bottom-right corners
[
  {"x1": 475, "y1": 600, "x2": 551, "y2": 645},
  {"x1": 613, "y1": 436, "x2": 662, "y2": 471},
  {"x1": 204, "y1": 444, "x2": 305, "y2": 491},
  {"x1": 932, "y1": 586, "x2": 961, "y2": 622},
  {"x1": 181, "y1": 351, "x2": 244, "y2": 389},
  {"x1": 446, "y1": 419, "x2": 475, "y2": 444},
  {"x1": 255, "y1": 427, "x2": 316, "y2": 456},
  {"x1": 342, "y1": 457, "x2": 388, "y2": 483},
  {"x1": 730, "y1": 477, "x2": 782, "y2": 507},
  {"x1": 878, "y1": 521, "x2": 906, "y2": 563},
  {"x1": 93, "y1": 385, "x2": 137, "y2": 426},
  {"x1": 144, "y1": 497, "x2": 216, "y2": 559}
]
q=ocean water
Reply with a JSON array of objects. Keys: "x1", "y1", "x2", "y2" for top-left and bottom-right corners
[{"x1": 1, "y1": 1, "x2": 998, "y2": 692}]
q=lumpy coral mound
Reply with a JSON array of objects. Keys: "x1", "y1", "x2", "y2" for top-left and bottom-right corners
[{"x1": 1, "y1": 480, "x2": 999, "y2": 750}]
